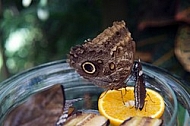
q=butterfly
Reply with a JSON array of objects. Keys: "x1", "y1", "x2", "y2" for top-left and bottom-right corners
[{"x1": 68, "y1": 21, "x2": 136, "y2": 90}]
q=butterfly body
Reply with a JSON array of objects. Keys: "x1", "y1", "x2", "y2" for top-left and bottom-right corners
[
  {"x1": 68, "y1": 21, "x2": 135, "y2": 90},
  {"x1": 133, "y1": 60, "x2": 146, "y2": 110}
]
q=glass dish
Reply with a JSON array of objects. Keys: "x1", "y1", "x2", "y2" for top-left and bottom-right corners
[{"x1": 0, "y1": 60, "x2": 189, "y2": 126}]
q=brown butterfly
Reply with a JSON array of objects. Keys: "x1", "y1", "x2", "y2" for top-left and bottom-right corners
[{"x1": 68, "y1": 21, "x2": 136, "y2": 90}]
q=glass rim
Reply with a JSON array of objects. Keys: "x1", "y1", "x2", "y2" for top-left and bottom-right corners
[{"x1": 0, "y1": 59, "x2": 189, "y2": 125}]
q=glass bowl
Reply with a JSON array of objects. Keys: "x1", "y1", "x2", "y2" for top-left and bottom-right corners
[{"x1": 0, "y1": 60, "x2": 189, "y2": 126}]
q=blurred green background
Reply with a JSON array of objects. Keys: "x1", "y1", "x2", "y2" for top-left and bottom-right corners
[{"x1": 1, "y1": 0, "x2": 190, "y2": 84}]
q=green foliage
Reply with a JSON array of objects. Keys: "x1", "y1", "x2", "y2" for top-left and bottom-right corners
[
  {"x1": 0, "y1": 0, "x2": 102, "y2": 78},
  {"x1": 1, "y1": 0, "x2": 190, "y2": 83}
]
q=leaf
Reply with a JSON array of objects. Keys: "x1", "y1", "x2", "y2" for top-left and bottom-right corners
[
  {"x1": 175, "y1": 25, "x2": 190, "y2": 72},
  {"x1": 4, "y1": 85, "x2": 63, "y2": 126}
]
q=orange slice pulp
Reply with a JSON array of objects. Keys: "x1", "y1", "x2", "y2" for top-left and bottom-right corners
[{"x1": 98, "y1": 87, "x2": 165, "y2": 126}]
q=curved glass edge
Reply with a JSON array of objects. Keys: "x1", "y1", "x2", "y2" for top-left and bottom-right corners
[
  {"x1": 0, "y1": 60, "x2": 82, "y2": 123},
  {"x1": 0, "y1": 59, "x2": 189, "y2": 125},
  {"x1": 142, "y1": 62, "x2": 190, "y2": 114},
  {"x1": 142, "y1": 62, "x2": 190, "y2": 126},
  {"x1": 142, "y1": 65, "x2": 178, "y2": 126}
]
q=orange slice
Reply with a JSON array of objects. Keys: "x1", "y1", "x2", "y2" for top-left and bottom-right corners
[{"x1": 98, "y1": 87, "x2": 165, "y2": 126}]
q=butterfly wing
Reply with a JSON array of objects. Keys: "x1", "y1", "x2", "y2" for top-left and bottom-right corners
[{"x1": 68, "y1": 21, "x2": 135, "y2": 90}]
